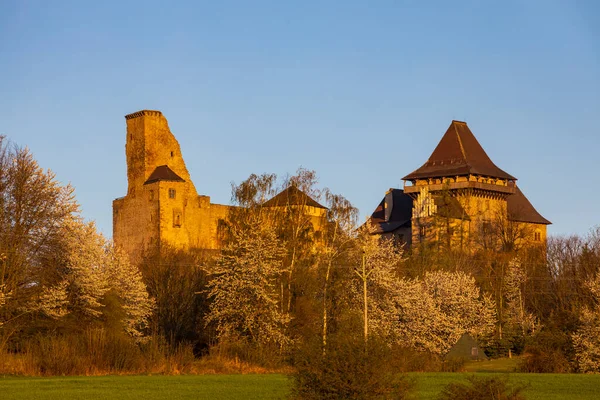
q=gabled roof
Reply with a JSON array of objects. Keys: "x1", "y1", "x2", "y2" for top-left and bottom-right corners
[
  {"x1": 507, "y1": 187, "x2": 551, "y2": 225},
  {"x1": 403, "y1": 121, "x2": 516, "y2": 181},
  {"x1": 368, "y1": 189, "x2": 413, "y2": 234},
  {"x1": 144, "y1": 165, "x2": 186, "y2": 185},
  {"x1": 262, "y1": 185, "x2": 327, "y2": 209}
]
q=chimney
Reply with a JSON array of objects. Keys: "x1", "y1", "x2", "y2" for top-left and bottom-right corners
[{"x1": 384, "y1": 189, "x2": 394, "y2": 222}]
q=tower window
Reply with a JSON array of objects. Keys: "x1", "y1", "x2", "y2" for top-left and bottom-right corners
[
  {"x1": 170, "y1": 151, "x2": 174, "y2": 157},
  {"x1": 534, "y1": 231, "x2": 541, "y2": 241},
  {"x1": 169, "y1": 188, "x2": 176, "y2": 199}
]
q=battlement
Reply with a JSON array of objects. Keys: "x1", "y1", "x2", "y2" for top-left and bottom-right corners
[{"x1": 125, "y1": 110, "x2": 163, "y2": 120}]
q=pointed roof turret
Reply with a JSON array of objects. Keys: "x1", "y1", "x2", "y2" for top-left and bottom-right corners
[
  {"x1": 403, "y1": 121, "x2": 516, "y2": 181},
  {"x1": 144, "y1": 165, "x2": 186, "y2": 185}
]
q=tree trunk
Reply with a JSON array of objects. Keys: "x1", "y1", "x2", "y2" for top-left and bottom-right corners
[{"x1": 362, "y1": 252, "x2": 368, "y2": 346}]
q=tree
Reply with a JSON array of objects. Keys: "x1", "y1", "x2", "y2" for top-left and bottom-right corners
[
  {"x1": 0, "y1": 136, "x2": 78, "y2": 324},
  {"x1": 392, "y1": 271, "x2": 496, "y2": 354},
  {"x1": 502, "y1": 258, "x2": 540, "y2": 351},
  {"x1": 572, "y1": 272, "x2": 600, "y2": 373},
  {"x1": 350, "y1": 232, "x2": 404, "y2": 345},
  {"x1": 318, "y1": 190, "x2": 358, "y2": 350},
  {"x1": 139, "y1": 246, "x2": 209, "y2": 348},
  {"x1": 105, "y1": 245, "x2": 154, "y2": 339},
  {"x1": 205, "y1": 218, "x2": 290, "y2": 348},
  {"x1": 23, "y1": 218, "x2": 154, "y2": 338}
]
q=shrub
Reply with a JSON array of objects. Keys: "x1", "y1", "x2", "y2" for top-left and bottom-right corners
[
  {"x1": 518, "y1": 330, "x2": 572, "y2": 373},
  {"x1": 0, "y1": 329, "x2": 198, "y2": 376},
  {"x1": 290, "y1": 334, "x2": 413, "y2": 400},
  {"x1": 441, "y1": 356, "x2": 467, "y2": 372},
  {"x1": 439, "y1": 375, "x2": 528, "y2": 400}
]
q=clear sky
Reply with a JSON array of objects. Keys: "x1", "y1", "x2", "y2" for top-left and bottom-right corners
[{"x1": 1, "y1": 0, "x2": 598, "y2": 237}]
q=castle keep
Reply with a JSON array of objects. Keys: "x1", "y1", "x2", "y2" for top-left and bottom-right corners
[
  {"x1": 113, "y1": 110, "x2": 326, "y2": 263},
  {"x1": 113, "y1": 110, "x2": 233, "y2": 263},
  {"x1": 368, "y1": 120, "x2": 550, "y2": 250}
]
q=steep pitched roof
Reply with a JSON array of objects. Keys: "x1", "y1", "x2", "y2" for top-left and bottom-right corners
[
  {"x1": 144, "y1": 165, "x2": 186, "y2": 185},
  {"x1": 262, "y1": 185, "x2": 327, "y2": 209},
  {"x1": 368, "y1": 189, "x2": 413, "y2": 234},
  {"x1": 507, "y1": 187, "x2": 551, "y2": 225},
  {"x1": 403, "y1": 121, "x2": 516, "y2": 181}
]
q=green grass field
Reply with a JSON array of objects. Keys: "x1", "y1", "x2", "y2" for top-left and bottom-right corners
[{"x1": 1, "y1": 372, "x2": 599, "y2": 400}]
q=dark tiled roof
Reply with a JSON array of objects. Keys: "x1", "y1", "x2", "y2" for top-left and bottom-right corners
[
  {"x1": 144, "y1": 165, "x2": 186, "y2": 185},
  {"x1": 262, "y1": 186, "x2": 327, "y2": 209},
  {"x1": 507, "y1": 187, "x2": 551, "y2": 225},
  {"x1": 368, "y1": 189, "x2": 413, "y2": 233},
  {"x1": 403, "y1": 121, "x2": 516, "y2": 181}
]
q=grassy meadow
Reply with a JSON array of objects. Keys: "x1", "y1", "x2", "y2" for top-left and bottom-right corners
[{"x1": 1, "y1": 371, "x2": 600, "y2": 400}]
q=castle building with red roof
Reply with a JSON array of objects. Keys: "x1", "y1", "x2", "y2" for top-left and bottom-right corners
[{"x1": 368, "y1": 120, "x2": 550, "y2": 251}]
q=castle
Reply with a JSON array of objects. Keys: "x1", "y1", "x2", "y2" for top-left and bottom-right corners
[
  {"x1": 113, "y1": 110, "x2": 326, "y2": 264},
  {"x1": 114, "y1": 112, "x2": 549, "y2": 264},
  {"x1": 367, "y1": 120, "x2": 550, "y2": 251}
]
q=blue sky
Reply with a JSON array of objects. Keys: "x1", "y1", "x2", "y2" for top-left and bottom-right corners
[{"x1": 1, "y1": 0, "x2": 598, "y2": 237}]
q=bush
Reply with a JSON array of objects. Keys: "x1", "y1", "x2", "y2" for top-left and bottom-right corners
[
  {"x1": 441, "y1": 356, "x2": 467, "y2": 372},
  {"x1": 518, "y1": 330, "x2": 572, "y2": 373},
  {"x1": 439, "y1": 375, "x2": 528, "y2": 400},
  {"x1": 0, "y1": 329, "x2": 198, "y2": 376},
  {"x1": 290, "y1": 334, "x2": 413, "y2": 400}
]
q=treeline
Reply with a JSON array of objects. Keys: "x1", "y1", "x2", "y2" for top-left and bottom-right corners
[{"x1": 2, "y1": 135, "x2": 600, "y2": 382}]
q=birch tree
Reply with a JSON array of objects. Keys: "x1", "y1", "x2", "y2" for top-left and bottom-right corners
[
  {"x1": 319, "y1": 191, "x2": 357, "y2": 349},
  {"x1": 351, "y1": 232, "x2": 404, "y2": 345}
]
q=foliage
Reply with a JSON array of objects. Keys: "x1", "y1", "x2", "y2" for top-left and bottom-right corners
[
  {"x1": 438, "y1": 375, "x2": 527, "y2": 400},
  {"x1": 393, "y1": 271, "x2": 496, "y2": 354},
  {"x1": 518, "y1": 330, "x2": 572, "y2": 373},
  {"x1": 504, "y1": 259, "x2": 540, "y2": 337},
  {"x1": 19, "y1": 218, "x2": 155, "y2": 338},
  {"x1": 0, "y1": 137, "x2": 78, "y2": 322},
  {"x1": 140, "y1": 246, "x2": 209, "y2": 349},
  {"x1": 291, "y1": 334, "x2": 413, "y2": 400},
  {"x1": 349, "y1": 232, "x2": 404, "y2": 343},
  {"x1": 572, "y1": 272, "x2": 600, "y2": 373},
  {"x1": 206, "y1": 219, "x2": 290, "y2": 348},
  {"x1": 0, "y1": 329, "x2": 196, "y2": 376}
]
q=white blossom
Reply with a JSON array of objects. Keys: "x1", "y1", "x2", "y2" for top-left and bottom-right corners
[
  {"x1": 504, "y1": 258, "x2": 539, "y2": 336},
  {"x1": 206, "y1": 220, "x2": 290, "y2": 347},
  {"x1": 573, "y1": 273, "x2": 600, "y2": 373},
  {"x1": 106, "y1": 246, "x2": 155, "y2": 339},
  {"x1": 389, "y1": 271, "x2": 496, "y2": 354}
]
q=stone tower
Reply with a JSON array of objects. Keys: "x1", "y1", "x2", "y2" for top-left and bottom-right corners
[{"x1": 113, "y1": 110, "x2": 231, "y2": 264}]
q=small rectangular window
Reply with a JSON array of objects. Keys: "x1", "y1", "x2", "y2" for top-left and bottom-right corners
[{"x1": 169, "y1": 188, "x2": 176, "y2": 199}]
